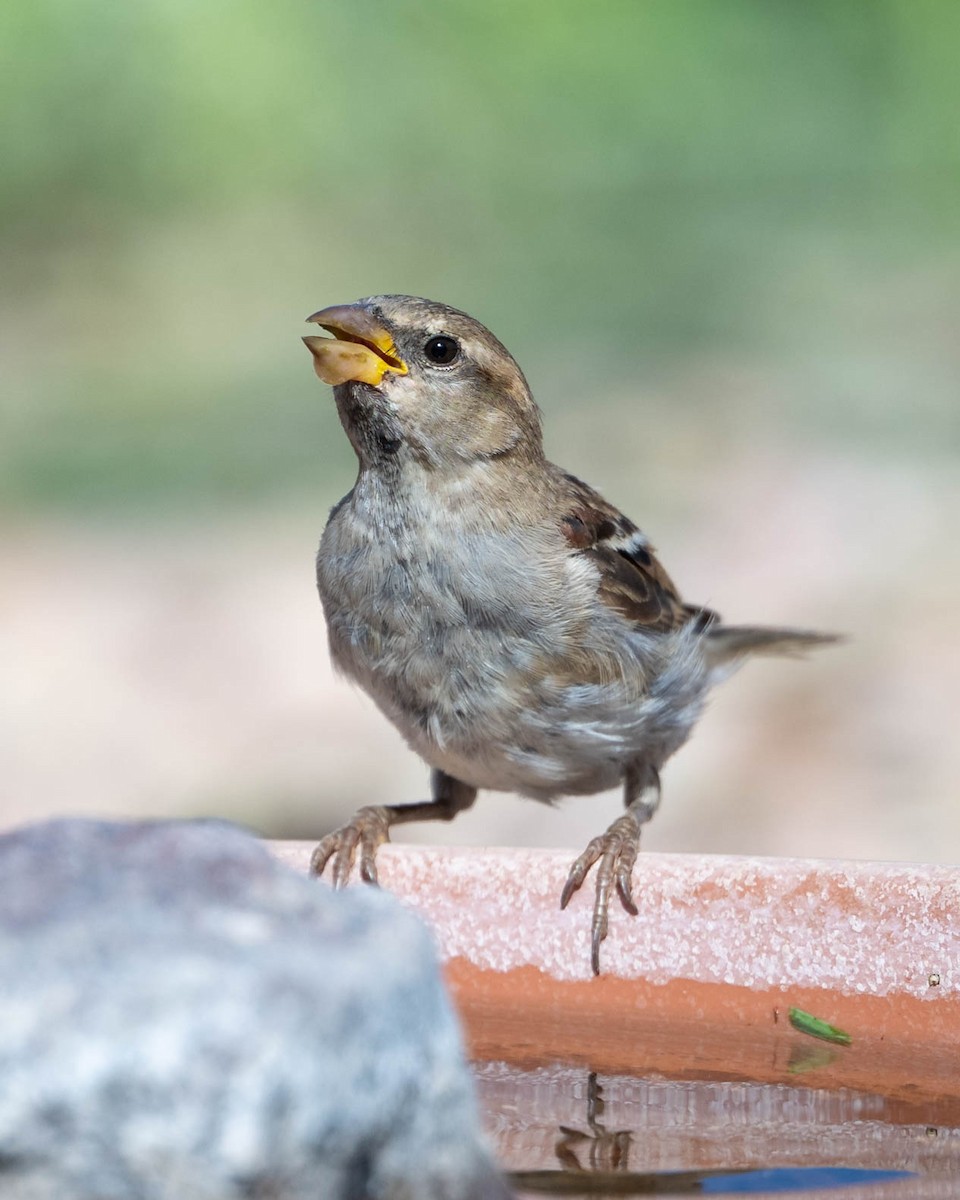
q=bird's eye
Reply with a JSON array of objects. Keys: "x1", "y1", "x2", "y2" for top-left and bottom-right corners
[{"x1": 423, "y1": 335, "x2": 460, "y2": 365}]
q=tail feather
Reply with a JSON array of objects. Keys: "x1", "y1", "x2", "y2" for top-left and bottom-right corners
[{"x1": 703, "y1": 625, "x2": 842, "y2": 670}]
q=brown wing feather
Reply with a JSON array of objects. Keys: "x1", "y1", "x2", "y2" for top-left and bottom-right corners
[
  {"x1": 553, "y1": 469, "x2": 840, "y2": 660},
  {"x1": 552, "y1": 469, "x2": 840, "y2": 667},
  {"x1": 556, "y1": 471, "x2": 699, "y2": 634}
]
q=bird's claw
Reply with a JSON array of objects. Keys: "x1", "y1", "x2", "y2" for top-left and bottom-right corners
[
  {"x1": 560, "y1": 835, "x2": 605, "y2": 910},
  {"x1": 561, "y1": 813, "x2": 642, "y2": 975},
  {"x1": 309, "y1": 805, "x2": 392, "y2": 888},
  {"x1": 614, "y1": 844, "x2": 639, "y2": 916}
]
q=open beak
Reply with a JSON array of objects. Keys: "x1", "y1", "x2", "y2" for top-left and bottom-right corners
[{"x1": 302, "y1": 305, "x2": 408, "y2": 387}]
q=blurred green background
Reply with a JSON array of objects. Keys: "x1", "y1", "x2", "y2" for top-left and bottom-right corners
[{"x1": 3, "y1": 0, "x2": 959, "y2": 860}]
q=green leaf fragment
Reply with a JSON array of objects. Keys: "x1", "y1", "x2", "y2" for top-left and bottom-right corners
[{"x1": 788, "y1": 1006, "x2": 852, "y2": 1046}]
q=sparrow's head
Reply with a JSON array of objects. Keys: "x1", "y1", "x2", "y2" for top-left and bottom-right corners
[{"x1": 303, "y1": 295, "x2": 542, "y2": 471}]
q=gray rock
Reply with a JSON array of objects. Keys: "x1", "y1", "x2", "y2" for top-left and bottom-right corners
[{"x1": 0, "y1": 818, "x2": 510, "y2": 1200}]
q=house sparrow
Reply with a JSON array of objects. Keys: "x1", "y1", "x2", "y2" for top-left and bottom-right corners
[{"x1": 302, "y1": 295, "x2": 837, "y2": 975}]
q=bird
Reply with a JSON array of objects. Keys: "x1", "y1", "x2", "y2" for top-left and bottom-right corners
[{"x1": 302, "y1": 294, "x2": 838, "y2": 974}]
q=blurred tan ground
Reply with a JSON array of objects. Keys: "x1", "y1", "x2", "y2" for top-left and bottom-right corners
[{"x1": 4, "y1": 434, "x2": 957, "y2": 864}]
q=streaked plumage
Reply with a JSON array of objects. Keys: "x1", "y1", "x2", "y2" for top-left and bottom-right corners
[{"x1": 303, "y1": 295, "x2": 837, "y2": 973}]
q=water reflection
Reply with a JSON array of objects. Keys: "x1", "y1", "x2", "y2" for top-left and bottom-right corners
[
  {"x1": 473, "y1": 1063, "x2": 960, "y2": 1198},
  {"x1": 556, "y1": 1074, "x2": 633, "y2": 1175}
]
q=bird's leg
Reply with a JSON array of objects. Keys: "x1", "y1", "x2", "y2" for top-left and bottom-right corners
[
  {"x1": 310, "y1": 769, "x2": 477, "y2": 888},
  {"x1": 560, "y1": 765, "x2": 661, "y2": 975}
]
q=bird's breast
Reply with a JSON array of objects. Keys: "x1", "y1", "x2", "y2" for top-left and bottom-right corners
[
  {"x1": 316, "y1": 493, "x2": 585, "y2": 721},
  {"x1": 315, "y1": 490, "x2": 711, "y2": 796}
]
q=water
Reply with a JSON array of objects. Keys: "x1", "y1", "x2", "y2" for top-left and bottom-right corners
[
  {"x1": 512, "y1": 1166, "x2": 911, "y2": 1194},
  {"x1": 474, "y1": 1064, "x2": 960, "y2": 1199}
]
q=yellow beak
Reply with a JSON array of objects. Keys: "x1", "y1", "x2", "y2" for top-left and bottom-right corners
[{"x1": 302, "y1": 305, "x2": 408, "y2": 387}]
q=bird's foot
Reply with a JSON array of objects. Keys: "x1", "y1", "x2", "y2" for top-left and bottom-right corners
[
  {"x1": 309, "y1": 805, "x2": 392, "y2": 887},
  {"x1": 560, "y1": 812, "x2": 642, "y2": 975}
]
